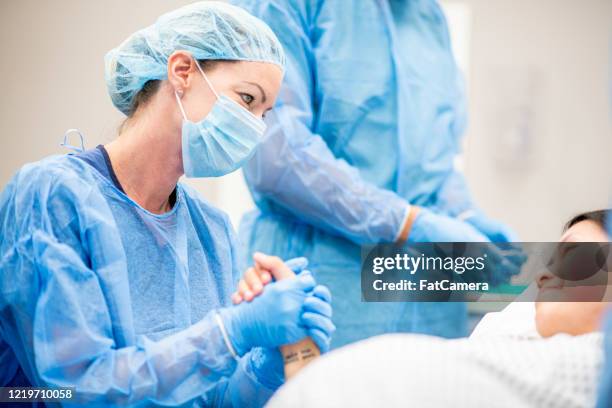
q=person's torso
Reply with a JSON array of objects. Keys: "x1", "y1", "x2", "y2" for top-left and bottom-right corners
[
  {"x1": 100, "y1": 182, "x2": 233, "y2": 341},
  {"x1": 242, "y1": 0, "x2": 470, "y2": 342},
  {"x1": 243, "y1": 0, "x2": 467, "y2": 261},
  {"x1": 84, "y1": 157, "x2": 236, "y2": 342},
  {"x1": 312, "y1": 0, "x2": 465, "y2": 202},
  {"x1": 3, "y1": 155, "x2": 236, "y2": 345},
  {"x1": 0, "y1": 153, "x2": 239, "y2": 405}
]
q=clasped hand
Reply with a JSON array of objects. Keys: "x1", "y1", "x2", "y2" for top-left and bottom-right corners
[{"x1": 220, "y1": 253, "x2": 334, "y2": 356}]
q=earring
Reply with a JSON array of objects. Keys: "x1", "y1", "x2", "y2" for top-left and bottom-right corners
[{"x1": 176, "y1": 88, "x2": 184, "y2": 98}]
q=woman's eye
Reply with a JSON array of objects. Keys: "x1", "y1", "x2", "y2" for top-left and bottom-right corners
[{"x1": 240, "y1": 93, "x2": 254, "y2": 105}]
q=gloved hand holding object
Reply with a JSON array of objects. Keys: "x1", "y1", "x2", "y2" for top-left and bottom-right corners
[
  {"x1": 219, "y1": 272, "x2": 317, "y2": 356},
  {"x1": 246, "y1": 279, "x2": 335, "y2": 386},
  {"x1": 233, "y1": 254, "x2": 334, "y2": 353},
  {"x1": 229, "y1": 253, "x2": 334, "y2": 379},
  {"x1": 299, "y1": 284, "x2": 334, "y2": 353}
]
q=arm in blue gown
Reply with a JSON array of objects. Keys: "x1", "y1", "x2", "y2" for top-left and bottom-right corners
[{"x1": 234, "y1": 0, "x2": 410, "y2": 245}]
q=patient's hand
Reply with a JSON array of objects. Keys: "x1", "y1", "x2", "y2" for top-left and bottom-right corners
[{"x1": 232, "y1": 253, "x2": 294, "y2": 304}]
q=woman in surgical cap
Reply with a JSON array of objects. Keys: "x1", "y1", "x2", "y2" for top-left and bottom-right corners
[{"x1": 0, "y1": 2, "x2": 334, "y2": 406}]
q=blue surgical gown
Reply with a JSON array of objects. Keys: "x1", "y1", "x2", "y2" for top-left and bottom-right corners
[
  {"x1": 0, "y1": 154, "x2": 276, "y2": 407},
  {"x1": 233, "y1": 0, "x2": 472, "y2": 347}
]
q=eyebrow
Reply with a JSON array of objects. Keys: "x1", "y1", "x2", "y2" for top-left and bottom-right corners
[{"x1": 243, "y1": 81, "x2": 267, "y2": 103}]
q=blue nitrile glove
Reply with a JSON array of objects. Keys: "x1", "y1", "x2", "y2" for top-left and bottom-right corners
[
  {"x1": 249, "y1": 283, "x2": 335, "y2": 388},
  {"x1": 465, "y1": 212, "x2": 520, "y2": 243},
  {"x1": 219, "y1": 271, "x2": 316, "y2": 355},
  {"x1": 269, "y1": 257, "x2": 335, "y2": 349},
  {"x1": 219, "y1": 272, "x2": 316, "y2": 356},
  {"x1": 407, "y1": 208, "x2": 525, "y2": 286},
  {"x1": 302, "y1": 284, "x2": 335, "y2": 353},
  {"x1": 285, "y1": 257, "x2": 309, "y2": 275},
  {"x1": 408, "y1": 207, "x2": 490, "y2": 243}
]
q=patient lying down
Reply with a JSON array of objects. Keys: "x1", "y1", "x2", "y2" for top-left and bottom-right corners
[{"x1": 267, "y1": 210, "x2": 611, "y2": 408}]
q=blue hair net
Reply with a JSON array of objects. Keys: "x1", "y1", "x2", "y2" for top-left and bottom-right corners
[{"x1": 105, "y1": 1, "x2": 285, "y2": 115}]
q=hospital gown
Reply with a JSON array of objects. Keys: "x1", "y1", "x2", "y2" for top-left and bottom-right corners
[
  {"x1": 268, "y1": 332, "x2": 603, "y2": 408},
  {"x1": 470, "y1": 301, "x2": 540, "y2": 340},
  {"x1": 0, "y1": 154, "x2": 277, "y2": 407}
]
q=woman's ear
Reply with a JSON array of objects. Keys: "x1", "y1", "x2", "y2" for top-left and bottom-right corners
[{"x1": 167, "y1": 51, "x2": 197, "y2": 93}]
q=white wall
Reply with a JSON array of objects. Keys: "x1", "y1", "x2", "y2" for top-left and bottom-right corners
[
  {"x1": 0, "y1": 0, "x2": 610, "y2": 238},
  {"x1": 457, "y1": 0, "x2": 612, "y2": 240}
]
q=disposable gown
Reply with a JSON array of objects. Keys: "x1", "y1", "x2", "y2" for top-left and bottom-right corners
[
  {"x1": 234, "y1": 0, "x2": 473, "y2": 346},
  {"x1": 0, "y1": 155, "x2": 276, "y2": 407}
]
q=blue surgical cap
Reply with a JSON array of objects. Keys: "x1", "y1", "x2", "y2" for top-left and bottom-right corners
[{"x1": 104, "y1": 1, "x2": 286, "y2": 115}]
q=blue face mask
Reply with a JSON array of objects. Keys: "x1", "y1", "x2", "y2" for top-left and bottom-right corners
[{"x1": 176, "y1": 60, "x2": 266, "y2": 178}]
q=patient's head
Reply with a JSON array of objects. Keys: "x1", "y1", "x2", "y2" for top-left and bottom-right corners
[
  {"x1": 561, "y1": 210, "x2": 609, "y2": 242},
  {"x1": 535, "y1": 209, "x2": 610, "y2": 338}
]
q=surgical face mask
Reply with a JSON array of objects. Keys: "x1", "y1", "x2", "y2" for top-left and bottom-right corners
[{"x1": 175, "y1": 60, "x2": 266, "y2": 178}]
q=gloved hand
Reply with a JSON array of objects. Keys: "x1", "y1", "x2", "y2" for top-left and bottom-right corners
[
  {"x1": 285, "y1": 257, "x2": 309, "y2": 273},
  {"x1": 406, "y1": 208, "x2": 525, "y2": 286},
  {"x1": 408, "y1": 207, "x2": 490, "y2": 243},
  {"x1": 251, "y1": 254, "x2": 334, "y2": 350},
  {"x1": 465, "y1": 212, "x2": 519, "y2": 242},
  {"x1": 220, "y1": 272, "x2": 315, "y2": 356},
  {"x1": 248, "y1": 284, "x2": 335, "y2": 388},
  {"x1": 302, "y1": 284, "x2": 335, "y2": 353}
]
